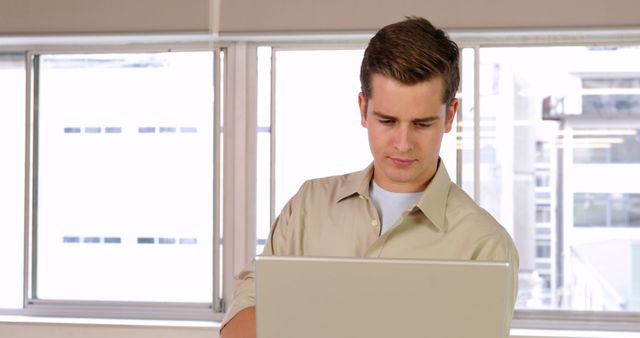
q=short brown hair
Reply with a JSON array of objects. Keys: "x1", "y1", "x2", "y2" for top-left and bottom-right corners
[{"x1": 360, "y1": 17, "x2": 460, "y2": 107}]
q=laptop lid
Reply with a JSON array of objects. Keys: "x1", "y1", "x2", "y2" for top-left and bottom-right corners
[{"x1": 255, "y1": 255, "x2": 512, "y2": 338}]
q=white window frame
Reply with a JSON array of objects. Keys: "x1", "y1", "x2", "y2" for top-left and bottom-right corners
[{"x1": 0, "y1": 35, "x2": 235, "y2": 321}]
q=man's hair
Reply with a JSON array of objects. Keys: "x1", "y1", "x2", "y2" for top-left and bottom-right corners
[{"x1": 360, "y1": 17, "x2": 460, "y2": 108}]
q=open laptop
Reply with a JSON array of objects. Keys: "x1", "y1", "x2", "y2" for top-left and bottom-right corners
[{"x1": 255, "y1": 255, "x2": 512, "y2": 338}]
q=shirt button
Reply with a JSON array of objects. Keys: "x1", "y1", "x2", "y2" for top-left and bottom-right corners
[{"x1": 371, "y1": 220, "x2": 379, "y2": 227}]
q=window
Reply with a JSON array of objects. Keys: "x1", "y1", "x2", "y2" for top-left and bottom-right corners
[
  {"x1": 479, "y1": 45, "x2": 640, "y2": 314},
  {"x1": 255, "y1": 48, "x2": 372, "y2": 253},
  {"x1": 575, "y1": 193, "x2": 640, "y2": 228},
  {"x1": 535, "y1": 171, "x2": 550, "y2": 188},
  {"x1": 582, "y1": 78, "x2": 640, "y2": 115},
  {"x1": 0, "y1": 46, "x2": 225, "y2": 320},
  {"x1": 256, "y1": 47, "x2": 461, "y2": 252},
  {"x1": 272, "y1": 49, "x2": 370, "y2": 215},
  {"x1": 536, "y1": 239, "x2": 551, "y2": 258},
  {"x1": 536, "y1": 205, "x2": 551, "y2": 223},
  {"x1": 32, "y1": 52, "x2": 216, "y2": 304},
  {"x1": 258, "y1": 44, "x2": 640, "y2": 325},
  {"x1": 573, "y1": 128, "x2": 640, "y2": 164}
]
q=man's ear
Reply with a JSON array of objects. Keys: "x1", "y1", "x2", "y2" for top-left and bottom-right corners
[
  {"x1": 444, "y1": 98, "x2": 459, "y2": 133},
  {"x1": 358, "y1": 92, "x2": 368, "y2": 128}
]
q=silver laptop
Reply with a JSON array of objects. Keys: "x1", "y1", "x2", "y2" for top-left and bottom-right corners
[{"x1": 255, "y1": 255, "x2": 512, "y2": 338}]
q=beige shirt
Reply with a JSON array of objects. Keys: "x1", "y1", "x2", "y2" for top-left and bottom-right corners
[{"x1": 222, "y1": 160, "x2": 519, "y2": 326}]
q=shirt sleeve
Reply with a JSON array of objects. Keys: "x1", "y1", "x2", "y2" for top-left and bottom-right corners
[
  {"x1": 472, "y1": 229, "x2": 520, "y2": 321},
  {"x1": 219, "y1": 260, "x2": 256, "y2": 328},
  {"x1": 220, "y1": 185, "x2": 301, "y2": 327}
]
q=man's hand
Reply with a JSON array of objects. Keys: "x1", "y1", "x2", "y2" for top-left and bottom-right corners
[{"x1": 219, "y1": 306, "x2": 256, "y2": 338}]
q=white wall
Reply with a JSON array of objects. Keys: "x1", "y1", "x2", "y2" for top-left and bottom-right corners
[
  {"x1": 0, "y1": 0, "x2": 209, "y2": 34},
  {"x1": 0, "y1": 0, "x2": 639, "y2": 35},
  {"x1": 219, "y1": 0, "x2": 640, "y2": 32}
]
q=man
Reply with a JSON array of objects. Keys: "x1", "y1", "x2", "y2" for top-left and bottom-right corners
[{"x1": 220, "y1": 17, "x2": 519, "y2": 338}]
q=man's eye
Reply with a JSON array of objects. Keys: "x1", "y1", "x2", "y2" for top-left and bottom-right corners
[
  {"x1": 379, "y1": 119, "x2": 394, "y2": 125},
  {"x1": 415, "y1": 122, "x2": 432, "y2": 128}
]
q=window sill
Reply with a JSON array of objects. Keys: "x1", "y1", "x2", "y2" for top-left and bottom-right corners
[
  {"x1": 1, "y1": 316, "x2": 638, "y2": 338},
  {"x1": 0, "y1": 314, "x2": 219, "y2": 328},
  {"x1": 510, "y1": 328, "x2": 640, "y2": 338},
  {"x1": 0, "y1": 315, "x2": 220, "y2": 338}
]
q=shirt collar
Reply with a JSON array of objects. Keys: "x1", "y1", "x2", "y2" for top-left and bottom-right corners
[
  {"x1": 335, "y1": 159, "x2": 452, "y2": 232},
  {"x1": 335, "y1": 163, "x2": 374, "y2": 203},
  {"x1": 415, "y1": 159, "x2": 451, "y2": 232}
]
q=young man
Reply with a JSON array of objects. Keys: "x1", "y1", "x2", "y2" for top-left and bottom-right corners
[{"x1": 220, "y1": 17, "x2": 519, "y2": 338}]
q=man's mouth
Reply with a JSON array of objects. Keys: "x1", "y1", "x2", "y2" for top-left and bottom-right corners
[{"x1": 390, "y1": 157, "x2": 415, "y2": 167}]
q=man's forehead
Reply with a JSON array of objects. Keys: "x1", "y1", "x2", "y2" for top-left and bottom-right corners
[{"x1": 367, "y1": 73, "x2": 446, "y2": 102}]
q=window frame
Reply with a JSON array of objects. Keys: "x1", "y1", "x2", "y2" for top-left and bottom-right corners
[{"x1": 0, "y1": 36, "x2": 234, "y2": 321}]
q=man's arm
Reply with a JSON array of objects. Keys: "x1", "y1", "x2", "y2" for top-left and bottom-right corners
[
  {"x1": 220, "y1": 187, "x2": 302, "y2": 337},
  {"x1": 221, "y1": 178, "x2": 316, "y2": 338},
  {"x1": 219, "y1": 306, "x2": 256, "y2": 338}
]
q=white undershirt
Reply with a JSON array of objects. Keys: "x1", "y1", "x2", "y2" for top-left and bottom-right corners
[{"x1": 369, "y1": 180, "x2": 422, "y2": 235}]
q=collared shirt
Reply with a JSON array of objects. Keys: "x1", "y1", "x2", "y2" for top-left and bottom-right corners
[{"x1": 222, "y1": 160, "x2": 519, "y2": 326}]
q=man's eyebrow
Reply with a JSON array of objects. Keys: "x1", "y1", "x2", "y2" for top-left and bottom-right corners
[
  {"x1": 413, "y1": 116, "x2": 440, "y2": 123},
  {"x1": 372, "y1": 111, "x2": 395, "y2": 119},
  {"x1": 372, "y1": 111, "x2": 440, "y2": 123}
]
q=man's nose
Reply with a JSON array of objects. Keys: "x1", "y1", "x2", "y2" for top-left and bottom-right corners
[{"x1": 394, "y1": 125, "x2": 414, "y2": 152}]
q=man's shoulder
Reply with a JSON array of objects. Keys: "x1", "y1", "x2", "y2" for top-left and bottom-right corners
[
  {"x1": 445, "y1": 183, "x2": 504, "y2": 233},
  {"x1": 443, "y1": 184, "x2": 518, "y2": 263},
  {"x1": 303, "y1": 170, "x2": 362, "y2": 186},
  {"x1": 283, "y1": 169, "x2": 368, "y2": 211},
  {"x1": 446, "y1": 183, "x2": 484, "y2": 211},
  {"x1": 297, "y1": 168, "x2": 367, "y2": 194}
]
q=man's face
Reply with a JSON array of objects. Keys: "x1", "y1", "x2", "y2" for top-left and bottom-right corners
[{"x1": 359, "y1": 74, "x2": 458, "y2": 193}]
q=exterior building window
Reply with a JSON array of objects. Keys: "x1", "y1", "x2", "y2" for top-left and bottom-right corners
[
  {"x1": 536, "y1": 239, "x2": 552, "y2": 258},
  {"x1": 575, "y1": 193, "x2": 640, "y2": 228},
  {"x1": 573, "y1": 129, "x2": 640, "y2": 164},
  {"x1": 536, "y1": 205, "x2": 552, "y2": 223}
]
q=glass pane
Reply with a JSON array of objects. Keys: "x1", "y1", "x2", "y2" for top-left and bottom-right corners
[
  {"x1": 479, "y1": 45, "x2": 640, "y2": 312},
  {"x1": 459, "y1": 48, "x2": 476, "y2": 196},
  {"x1": 0, "y1": 53, "x2": 26, "y2": 309},
  {"x1": 35, "y1": 52, "x2": 214, "y2": 303},
  {"x1": 273, "y1": 49, "x2": 370, "y2": 215},
  {"x1": 266, "y1": 47, "x2": 465, "y2": 249},
  {"x1": 574, "y1": 193, "x2": 607, "y2": 227},
  {"x1": 256, "y1": 46, "x2": 272, "y2": 254}
]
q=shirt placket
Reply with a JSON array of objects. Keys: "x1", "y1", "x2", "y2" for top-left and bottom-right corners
[
  {"x1": 364, "y1": 204, "x2": 421, "y2": 257},
  {"x1": 358, "y1": 194, "x2": 382, "y2": 245}
]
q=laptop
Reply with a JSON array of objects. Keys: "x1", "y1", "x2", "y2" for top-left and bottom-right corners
[{"x1": 255, "y1": 255, "x2": 512, "y2": 338}]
